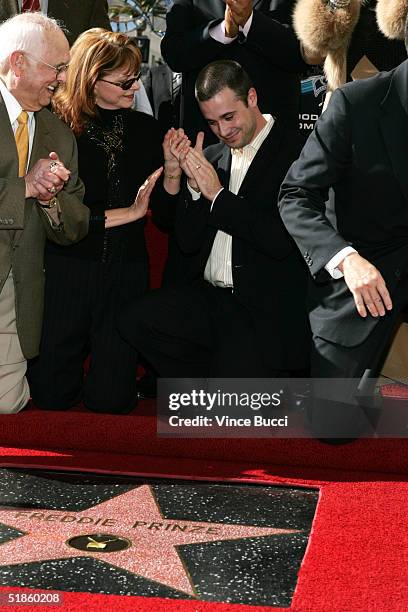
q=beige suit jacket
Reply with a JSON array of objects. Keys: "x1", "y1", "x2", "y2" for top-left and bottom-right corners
[{"x1": 0, "y1": 95, "x2": 89, "y2": 358}]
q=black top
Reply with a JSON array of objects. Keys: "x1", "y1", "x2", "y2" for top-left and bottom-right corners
[{"x1": 47, "y1": 107, "x2": 171, "y2": 262}]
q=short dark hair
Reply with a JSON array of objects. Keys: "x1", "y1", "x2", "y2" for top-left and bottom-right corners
[{"x1": 195, "y1": 60, "x2": 253, "y2": 105}]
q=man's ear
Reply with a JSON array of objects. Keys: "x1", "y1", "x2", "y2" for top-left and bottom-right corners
[
  {"x1": 9, "y1": 51, "x2": 24, "y2": 77},
  {"x1": 247, "y1": 87, "x2": 257, "y2": 108}
]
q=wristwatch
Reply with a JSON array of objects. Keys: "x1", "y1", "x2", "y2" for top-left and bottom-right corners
[{"x1": 40, "y1": 197, "x2": 58, "y2": 209}]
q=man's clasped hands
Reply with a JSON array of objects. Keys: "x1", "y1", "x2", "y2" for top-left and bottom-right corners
[{"x1": 163, "y1": 127, "x2": 223, "y2": 202}]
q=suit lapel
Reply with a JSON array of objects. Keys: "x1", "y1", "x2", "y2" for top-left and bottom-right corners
[
  {"x1": 0, "y1": 93, "x2": 21, "y2": 245},
  {"x1": 29, "y1": 110, "x2": 51, "y2": 172},
  {"x1": 0, "y1": 94, "x2": 19, "y2": 178},
  {"x1": 380, "y1": 61, "x2": 408, "y2": 204},
  {"x1": 216, "y1": 145, "x2": 232, "y2": 186},
  {"x1": 13, "y1": 110, "x2": 51, "y2": 246},
  {"x1": 238, "y1": 119, "x2": 285, "y2": 196}
]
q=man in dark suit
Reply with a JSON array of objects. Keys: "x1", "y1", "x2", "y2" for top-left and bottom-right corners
[
  {"x1": 0, "y1": 0, "x2": 111, "y2": 45},
  {"x1": 118, "y1": 60, "x2": 310, "y2": 377},
  {"x1": 0, "y1": 12, "x2": 89, "y2": 412},
  {"x1": 161, "y1": 0, "x2": 315, "y2": 145},
  {"x1": 279, "y1": 43, "x2": 408, "y2": 436}
]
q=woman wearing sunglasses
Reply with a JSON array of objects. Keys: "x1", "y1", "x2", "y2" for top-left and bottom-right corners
[{"x1": 28, "y1": 29, "x2": 185, "y2": 414}]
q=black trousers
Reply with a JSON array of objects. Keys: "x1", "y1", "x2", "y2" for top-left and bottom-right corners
[
  {"x1": 117, "y1": 281, "x2": 282, "y2": 378},
  {"x1": 308, "y1": 273, "x2": 408, "y2": 437},
  {"x1": 28, "y1": 254, "x2": 148, "y2": 414}
]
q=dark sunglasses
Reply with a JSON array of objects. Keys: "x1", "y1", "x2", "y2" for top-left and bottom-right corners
[{"x1": 99, "y1": 72, "x2": 141, "y2": 90}]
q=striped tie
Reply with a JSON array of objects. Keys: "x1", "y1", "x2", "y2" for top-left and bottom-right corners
[
  {"x1": 22, "y1": 0, "x2": 41, "y2": 12},
  {"x1": 15, "y1": 111, "x2": 29, "y2": 177}
]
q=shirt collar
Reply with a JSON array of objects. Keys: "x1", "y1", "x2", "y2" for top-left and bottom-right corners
[
  {"x1": 231, "y1": 114, "x2": 274, "y2": 156},
  {"x1": 0, "y1": 78, "x2": 35, "y2": 126}
]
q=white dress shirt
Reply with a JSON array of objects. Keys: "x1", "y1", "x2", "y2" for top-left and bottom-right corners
[
  {"x1": 209, "y1": 12, "x2": 253, "y2": 45},
  {"x1": 0, "y1": 79, "x2": 35, "y2": 168},
  {"x1": 188, "y1": 114, "x2": 274, "y2": 288}
]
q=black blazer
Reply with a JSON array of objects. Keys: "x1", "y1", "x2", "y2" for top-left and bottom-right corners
[
  {"x1": 0, "y1": 0, "x2": 111, "y2": 45},
  {"x1": 161, "y1": 0, "x2": 307, "y2": 144},
  {"x1": 279, "y1": 60, "x2": 408, "y2": 347},
  {"x1": 175, "y1": 120, "x2": 310, "y2": 370}
]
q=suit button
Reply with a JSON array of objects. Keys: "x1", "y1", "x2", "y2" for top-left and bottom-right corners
[
  {"x1": 308, "y1": 261, "x2": 313, "y2": 267},
  {"x1": 395, "y1": 268, "x2": 401, "y2": 278}
]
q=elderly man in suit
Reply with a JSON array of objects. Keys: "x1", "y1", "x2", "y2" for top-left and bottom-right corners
[
  {"x1": 0, "y1": 12, "x2": 89, "y2": 413},
  {"x1": 279, "y1": 24, "x2": 408, "y2": 437},
  {"x1": 161, "y1": 0, "x2": 321, "y2": 145},
  {"x1": 0, "y1": 0, "x2": 111, "y2": 45},
  {"x1": 118, "y1": 60, "x2": 310, "y2": 378}
]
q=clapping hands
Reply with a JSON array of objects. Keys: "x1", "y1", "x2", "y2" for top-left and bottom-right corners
[
  {"x1": 170, "y1": 131, "x2": 223, "y2": 202},
  {"x1": 225, "y1": 0, "x2": 253, "y2": 30}
]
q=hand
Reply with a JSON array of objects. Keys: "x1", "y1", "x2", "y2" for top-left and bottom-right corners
[
  {"x1": 225, "y1": 4, "x2": 239, "y2": 38},
  {"x1": 163, "y1": 127, "x2": 189, "y2": 178},
  {"x1": 25, "y1": 152, "x2": 70, "y2": 201},
  {"x1": 339, "y1": 252, "x2": 393, "y2": 318},
  {"x1": 128, "y1": 167, "x2": 163, "y2": 222},
  {"x1": 226, "y1": 0, "x2": 252, "y2": 27},
  {"x1": 172, "y1": 131, "x2": 205, "y2": 192},
  {"x1": 184, "y1": 147, "x2": 223, "y2": 202}
]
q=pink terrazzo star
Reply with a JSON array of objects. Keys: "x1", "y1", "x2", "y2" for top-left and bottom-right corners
[{"x1": 0, "y1": 485, "x2": 299, "y2": 596}]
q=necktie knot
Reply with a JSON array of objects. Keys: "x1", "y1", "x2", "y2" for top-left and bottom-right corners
[{"x1": 17, "y1": 111, "x2": 28, "y2": 126}]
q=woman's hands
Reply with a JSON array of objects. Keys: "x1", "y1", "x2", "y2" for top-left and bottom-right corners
[
  {"x1": 105, "y1": 167, "x2": 163, "y2": 228},
  {"x1": 162, "y1": 127, "x2": 190, "y2": 194},
  {"x1": 128, "y1": 167, "x2": 163, "y2": 221}
]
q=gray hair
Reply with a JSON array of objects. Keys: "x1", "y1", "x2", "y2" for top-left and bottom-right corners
[{"x1": 0, "y1": 13, "x2": 63, "y2": 74}]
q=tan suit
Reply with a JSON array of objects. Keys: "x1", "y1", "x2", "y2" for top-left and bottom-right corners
[
  {"x1": 0, "y1": 93, "x2": 88, "y2": 368},
  {"x1": 0, "y1": 0, "x2": 111, "y2": 45}
]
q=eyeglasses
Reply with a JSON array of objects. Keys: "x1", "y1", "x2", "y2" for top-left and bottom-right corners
[
  {"x1": 98, "y1": 73, "x2": 141, "y2": 91},
  {"x1": 24, "y1": 52, "x2": 69, "y2": 77}
]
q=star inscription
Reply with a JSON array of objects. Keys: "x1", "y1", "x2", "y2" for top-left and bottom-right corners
[{"x1": 0, "y1": 486, "x2": 299, "y2": 596}]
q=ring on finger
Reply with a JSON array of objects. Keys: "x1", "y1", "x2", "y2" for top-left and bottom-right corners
[
  {"x1": 196, "y1": 164, "x2": 201, "y2": 169},
  {"x1": 48, "y1": 186, "x2": 56, "y2": 194},
  {"x1": 49, "y1": 161, "x2": 58, "y2": 171}
]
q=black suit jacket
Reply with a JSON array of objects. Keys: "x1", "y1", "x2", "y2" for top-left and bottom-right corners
[
  {"x1": 161, "y1": 0, "x2": 307, "y2": 144},
  {"x1": 0, "y1": 0, "x2": 111, "y2": 45},
  {"x1": 175, "y1": 120, "x2": 310, "y2": 370},
  {"x1": 279, "y1": 60, "x2": 408, "y2": 347}
]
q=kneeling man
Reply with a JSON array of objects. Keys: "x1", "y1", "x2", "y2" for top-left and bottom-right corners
[{"x1": 119, "y1": 60, "x2": 310, "y2": 378}]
